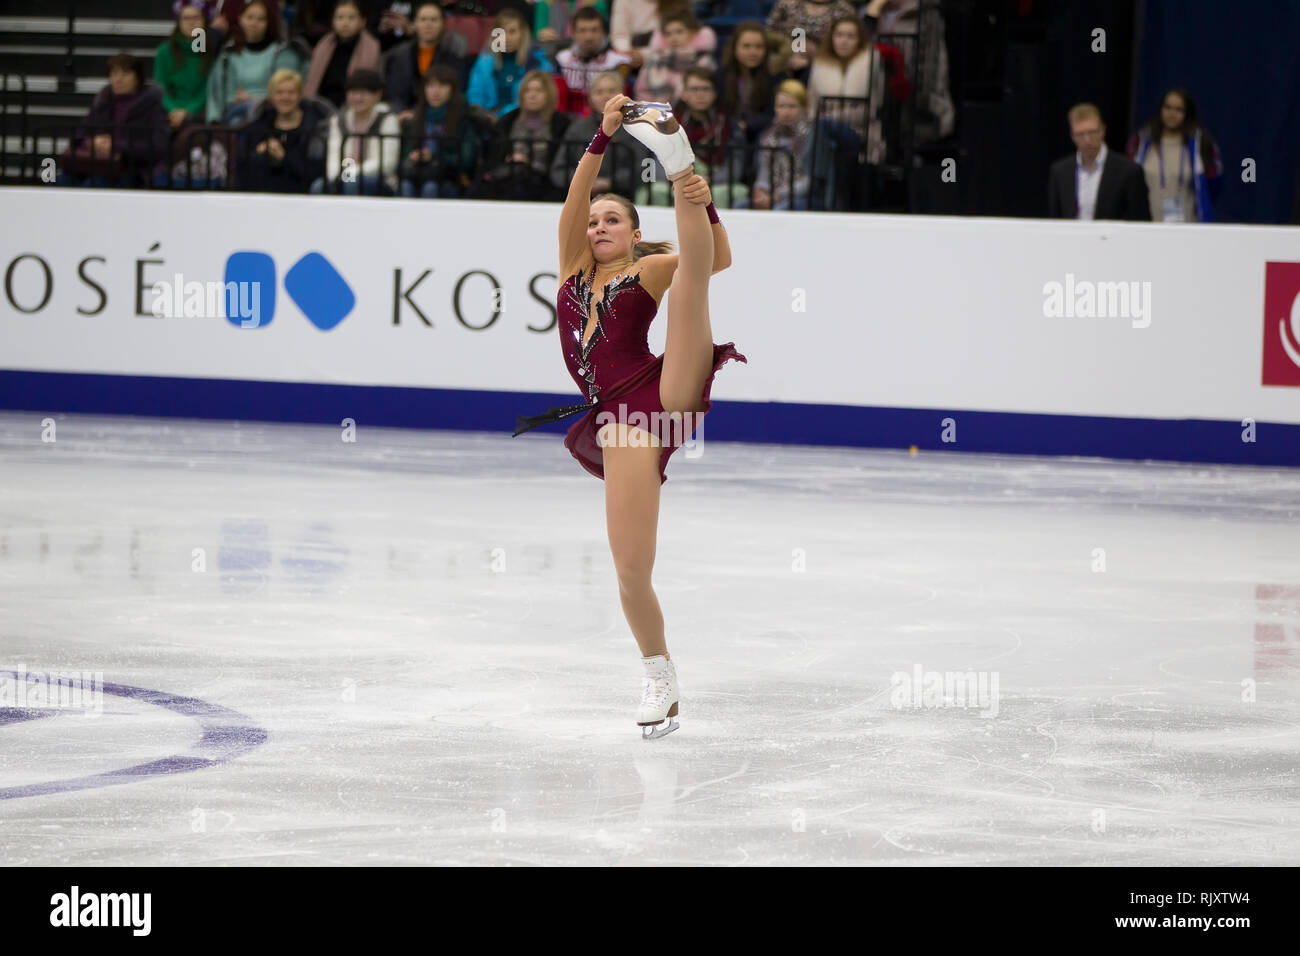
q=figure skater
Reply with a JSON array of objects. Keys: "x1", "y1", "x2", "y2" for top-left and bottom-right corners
[{"x1": 514, "y1": 93, "x2": 746, "y2": 739}]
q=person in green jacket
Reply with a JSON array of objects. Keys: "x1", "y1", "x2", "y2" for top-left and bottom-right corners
[
  {"x1": 154, "y1": 2, "x2": 220, "y2": 129},
  {"x1": 206, "y1": 0, "x2": 303, "y2": 123}
]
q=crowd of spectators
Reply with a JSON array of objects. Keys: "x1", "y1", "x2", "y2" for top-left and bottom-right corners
[{"x1": 47, "y1": 0, "x2": 1227, "y2": 220}]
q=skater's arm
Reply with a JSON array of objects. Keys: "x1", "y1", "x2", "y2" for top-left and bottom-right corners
[
  {"x1": 559, "y1": 94, "x2": 632, "y2": 273},
  {"x1": 679, "y1": 174, "x2": 731, "y2": 274}
]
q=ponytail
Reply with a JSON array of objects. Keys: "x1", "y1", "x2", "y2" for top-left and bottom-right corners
[{"x1": 633, "y1": 240, "x2": 675, "y2": 260}]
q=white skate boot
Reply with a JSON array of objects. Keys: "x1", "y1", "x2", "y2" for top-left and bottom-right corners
[
  {"x1": 637, "y1": 654, "x2": 680, "y2": 740},
  {"x1": 620, "y1": 101, "x2": 695, "y2": 180}
]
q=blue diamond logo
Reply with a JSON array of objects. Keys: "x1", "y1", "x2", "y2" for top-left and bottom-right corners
[{"x1": 284, "y1": 252, "x2": 354, "y2": 331}]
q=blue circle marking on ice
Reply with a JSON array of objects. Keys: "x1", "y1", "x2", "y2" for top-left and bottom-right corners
[{"x1": 0, "y1": 673, "x2": 268, "y2": 801}]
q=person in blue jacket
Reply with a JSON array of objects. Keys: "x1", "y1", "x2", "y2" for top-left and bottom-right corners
[{"x1": 466, "y1": 7, "x2": 553, "y2": 119}]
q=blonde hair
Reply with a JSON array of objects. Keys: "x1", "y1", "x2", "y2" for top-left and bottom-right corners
[
  {"x1": 493, "y1": 9, "x2": 531, "y2": 69},
  {"x1": 589, "y1": 69, "x2": 623, "y2": 93},
  {"x1": 267, "y1": 68, "x2": 303, "y2": 93},
  {"x1": 774, "y1": 78, "x2": 808, "y2": 108},
  {"x1": 1068, "y1": 102, "x2": 1102, "y2": 125},
  {"x1": 518, "y1": 69, "x2": 557, "y2": 116},
  {"x1": 590, "y1": 193, "x2": 675, "y2": 260}
]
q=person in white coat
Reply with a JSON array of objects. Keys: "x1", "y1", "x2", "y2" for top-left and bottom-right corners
[{"x1": 312, "y1": 68, "x2": 402, "y2": 194}]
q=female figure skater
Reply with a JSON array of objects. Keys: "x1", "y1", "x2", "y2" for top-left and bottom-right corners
[{"x1": 514, "y1": 93, "x2": 745, "y2": 739}]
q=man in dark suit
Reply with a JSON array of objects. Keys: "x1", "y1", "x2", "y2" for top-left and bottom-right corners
[{"x1": 1048, "y1": 102, "x2": 1150, "y2": 220}]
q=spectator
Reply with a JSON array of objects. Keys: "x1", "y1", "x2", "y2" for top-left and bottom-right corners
[
  {"x1": 154, "y1": 3, "x2": 219, "y2": 131},
  {"x1": 716, "y1": 20, "x2": 779, "y2": 147},
  {"x1": 209, "y1": 1, "x2": 285, "y2": 43},
  {"x1": 1125, "y1": 87, "x2": 1223, "y2": 223},
  {"x1": 535, "y1": 0, "x2": 612, "y2": 51},
  {"x1": 400, "y1": 64, "x2": 479, "y2": 197},
  {"x1": 370, "y1": 1, "x2": 418, "y2": 52},
  {"x1": 632, "y1": 8, "x2": 715, "y2": 103},
  {"x1": 207, "y1": 1, "x2": 303, "y2": 124},
  {"x1": 303, "y1": 0, "x2": 382, "y2": 108},
  {"x1": 384, "y1": 2, "x2": 470, "y2": 117},
  {"x1": 678, "y1": 66, "x2": 748, "y2": 205},
  {"x1": 553, "y1": 8, "x2": 630, "y2": 116},
  {"x1": 808, "y1": 16, "x2": 907, "y2": 164},
  {"x1": 765, "y1": 0, "x2": 856, "y2": 76},
  {"x1": 313, "y1": 68, "x2": 401, "y2": 194},
  {"x1": 475, "y1": 69, "x2": 569, "y2": 200},
  {"x1": 610, "y1": 0, "x2": 673, "y2": 69},
  {"x1": 752, "y1": 79, "x2": 813, "y2": 209},
  {"x1": 550, "y1": 69, "x2": 648, "y2": 200},
  {"x1": 861, "y1": 0, "x2": 953, "y2": 146},
  {"x1": 60, "y1": 54, "x2": 170, "y2": 188},
  {"x1": 171, "y1": 0, "x2": 229, "y2": 33},
  {"x1": 1048, "y1": 103, "x2": 1149, "y2": 221},
  {"x1": 467, "y1": 8, "x2": 554, "y2": 118},
  {"x1": 238, "y1": 69, "x2": 332, "y2": 192}
]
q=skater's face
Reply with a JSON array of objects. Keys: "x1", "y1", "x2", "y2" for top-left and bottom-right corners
[
  {"x1": 733, "y1": 29, "x2": 766, "y2": 69},
  {"x1": 588, "y1": 200, "x2": 640, "y2": 262}
]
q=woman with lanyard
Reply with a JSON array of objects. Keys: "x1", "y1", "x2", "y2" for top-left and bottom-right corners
[{"x1": 1126, "y1": 87, "x2": 1223, "y2": 223}]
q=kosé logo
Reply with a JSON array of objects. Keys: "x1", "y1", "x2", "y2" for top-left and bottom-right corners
[
  {"x1": 223, "y1": 251, "x2": 355, "y2": 330},
  {"x1": 1262, "y1": 261, "x2": 1300, "y2": 387}
]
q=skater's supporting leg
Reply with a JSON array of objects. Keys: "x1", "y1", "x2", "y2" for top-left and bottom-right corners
[
  {"x1": 659, "y1": 176, "x2": 716, "y2": 415},
  {"x1": 600, "y1": 424, "x2": 669, "y2": 659}
]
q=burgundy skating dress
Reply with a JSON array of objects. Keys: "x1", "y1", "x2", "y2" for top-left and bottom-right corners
[{"x1": 514, "y1": 260, "x2": 746, "y2": 484}]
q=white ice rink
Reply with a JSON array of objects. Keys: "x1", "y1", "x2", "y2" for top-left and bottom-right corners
[{"x1": 1, "y1": 412, "x2": 1298, "y2": 865}]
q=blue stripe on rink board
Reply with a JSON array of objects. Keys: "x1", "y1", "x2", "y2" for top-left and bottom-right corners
[{"x1": 1, "y1": 368, "x2": 1297, "y2": 466}]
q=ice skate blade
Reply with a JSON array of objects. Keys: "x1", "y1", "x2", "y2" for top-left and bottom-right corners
[
  {"x1": 640, "y1": 716, "x2": 679, "y2": 740},
  {"x1": 620, "y1": 101, "x2": 679, "y2": 134}
]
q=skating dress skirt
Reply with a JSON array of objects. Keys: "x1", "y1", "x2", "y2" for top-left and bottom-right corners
[{"x1": 514, "y1": 262, "x2": 746, "y2": 484}]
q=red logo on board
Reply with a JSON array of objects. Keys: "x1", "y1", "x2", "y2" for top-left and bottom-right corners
[{"x1": 1262, "y1": 261, "x2": 1300, "y2": 387}]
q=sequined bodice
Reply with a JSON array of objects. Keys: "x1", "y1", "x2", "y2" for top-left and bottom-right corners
[{"x1": 558, "y1": 263, "x2": 659, "y2": 404}]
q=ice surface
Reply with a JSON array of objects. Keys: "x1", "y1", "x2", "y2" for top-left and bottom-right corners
[{"x1": 1, "y1": 412, "x2": 1298, "y2": 865}]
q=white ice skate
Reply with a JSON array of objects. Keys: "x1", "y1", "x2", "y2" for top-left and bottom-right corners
[
  {"x1": 620, "y1": 101, "x2": 695, "y2": 180},
  {"x1": 637, "y1": 654, "x2": 680, "y2": 740}
]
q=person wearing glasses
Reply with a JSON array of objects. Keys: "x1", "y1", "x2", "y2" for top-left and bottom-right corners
[{"x1": 1048, "y1": 102, "x2": 1149, "y2": 221}]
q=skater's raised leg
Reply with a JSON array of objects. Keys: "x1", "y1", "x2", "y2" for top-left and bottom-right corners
[{"x1": 659, "y1": 172, "x2": 716, "y2": 415}]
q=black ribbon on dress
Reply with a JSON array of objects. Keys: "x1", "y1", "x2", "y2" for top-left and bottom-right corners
[{"x1": 512, "y1": 399, "x2": 597, "y2": 437}]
